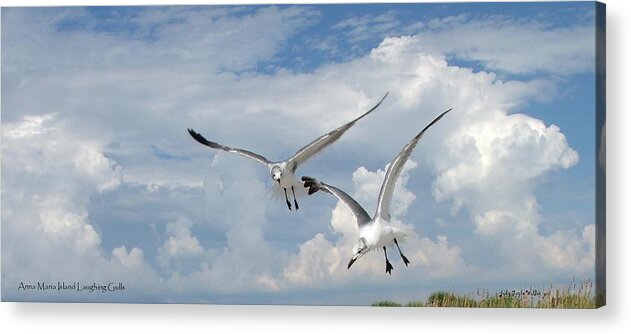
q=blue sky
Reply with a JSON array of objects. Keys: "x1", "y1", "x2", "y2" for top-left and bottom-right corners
[{"x1": 2, "y1": 2, "x2": 598, "y2": 305}]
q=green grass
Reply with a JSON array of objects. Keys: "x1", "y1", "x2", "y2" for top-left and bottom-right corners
[
  {"x1": 372, "y1": 280, "x2": 597, "y2": 308},
  {"x1": 478, "y1": 295, "x2": 530, "y2": 308},
  {"x1": 536, "y1": 287, "x2": 596, "y2": 309},
  {"x1": 404, "y1": 301, "x2": 425, "y2": 307},
  {"x1": 426, "y1": 291, "x2": 478, "y2": 307}
]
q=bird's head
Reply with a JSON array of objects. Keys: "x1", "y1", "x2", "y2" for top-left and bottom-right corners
[
  {"x1": 347, "y1": 237, "x2": 368, "y2": 270},
  {"x1": 270, "y1": 166, "x2": 282, "y2": 185}
]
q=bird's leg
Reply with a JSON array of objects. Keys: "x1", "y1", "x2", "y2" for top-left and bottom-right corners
[
  {"x1": 394, "y1": 239, "x2": 410, "y2": 267},
  {"x1": 291, "y1": 186, "x2": 299, "y2": 210},
  {"x1": 283, "y1": 188, "x2": 292, "y2": 211},
  {"x1": 383, "y1": 246, "x2": 394, "y2": 275}
]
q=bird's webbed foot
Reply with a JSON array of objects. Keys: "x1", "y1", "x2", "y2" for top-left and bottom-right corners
[
  {"x1": 394, "y1": 238, "x2": 410, "y2": 267},
  {"x1": 385, "y1": 260, "x2": 394, "y2": 275},
  {"x1": 383, "y1": 246, "x2": 394, "y2": 275},
  {"x1": 401, "y1": 254, "x2": 410, "y2": 267}
]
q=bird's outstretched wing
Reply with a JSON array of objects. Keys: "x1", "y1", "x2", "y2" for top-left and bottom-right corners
[
  {"x1": 302, "y1": 176, "x2": 371, "y2": 227},
  {"x1": 188, "y1": 128, "x2": 272, "y2": 166},
  {"x1": 375, "y1": 108, "x2": 452, "y2": 221},
  {"x1": 287, "y1": 92, "x2": 389, "y2": 172}
]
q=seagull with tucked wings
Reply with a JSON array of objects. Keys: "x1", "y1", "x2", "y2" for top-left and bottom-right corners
[
  {"x1": 302, "y1": 107, "x2": 451, "y2": 274},
  {"x1": 188, "y1": 93, "x2": 388, "y2": 211}
]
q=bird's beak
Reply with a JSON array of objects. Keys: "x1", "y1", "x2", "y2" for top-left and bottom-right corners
[
  {"x1": 276, "y1": 179, "x2": 281, "y2": 185},
  {"x1": 347, "y1": 254, "x2": 359, "y2": 270}
]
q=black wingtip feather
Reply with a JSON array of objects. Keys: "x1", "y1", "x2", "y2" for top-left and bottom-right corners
[
  {"x1": 187, "y1": 128, "x2": 205, "y2": 143},
  {"x1": 187, "y1": 128, "x2": 222, "y2": 149},
  {"x1": 413, "y1": 107, "x2": 453, "y2": 141},
  {"x1": 301, "y1": 176, "x2": 321, "y2": 195}
]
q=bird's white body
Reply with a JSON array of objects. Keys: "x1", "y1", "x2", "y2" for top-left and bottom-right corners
[
  {"x1": 270, "y1": 162, "x2": 296, "y2": 189},
  {"x1": 361, "y1": 217, "x2": 410, "y2": 250},
  {"x1": 268, "y1": 162, "x2": 306, "y2": 201}
]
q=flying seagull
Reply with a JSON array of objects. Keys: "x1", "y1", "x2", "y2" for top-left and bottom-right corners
[
  {"x1": 188, "y1": 92, "x2": 389, "y2": 211},
  {"x1": 302, "y1": 107, "x2": 452, "y2": 274}
]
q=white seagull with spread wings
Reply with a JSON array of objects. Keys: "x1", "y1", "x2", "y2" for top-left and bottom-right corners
[
  {"x1": 302, "y1": 107, "x2": 452, "y2": 274},
  {"x1": 188, "y1": 93, "x2": 388, "y2": 211}
]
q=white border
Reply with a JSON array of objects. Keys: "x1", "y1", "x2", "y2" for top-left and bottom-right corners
[{"x1": 1, "y1": 0, "x2": 628, "y2": 333}]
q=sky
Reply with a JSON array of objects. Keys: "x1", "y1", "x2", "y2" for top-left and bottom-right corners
[{"x1": 1, "y1": 2, "x2": 600, "y2": 305}]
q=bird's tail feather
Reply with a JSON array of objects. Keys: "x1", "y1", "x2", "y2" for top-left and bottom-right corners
[{"x1": 395, "y1": 227, "x2": 418, "y2": 241}]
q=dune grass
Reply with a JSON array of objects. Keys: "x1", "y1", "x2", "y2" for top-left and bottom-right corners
[
  {"x1": 372, "y1": 280, "x2": 596, "y2": 308},
  {"x1": 426, "y1": 291, "x2": 479, "y2": 307}
]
